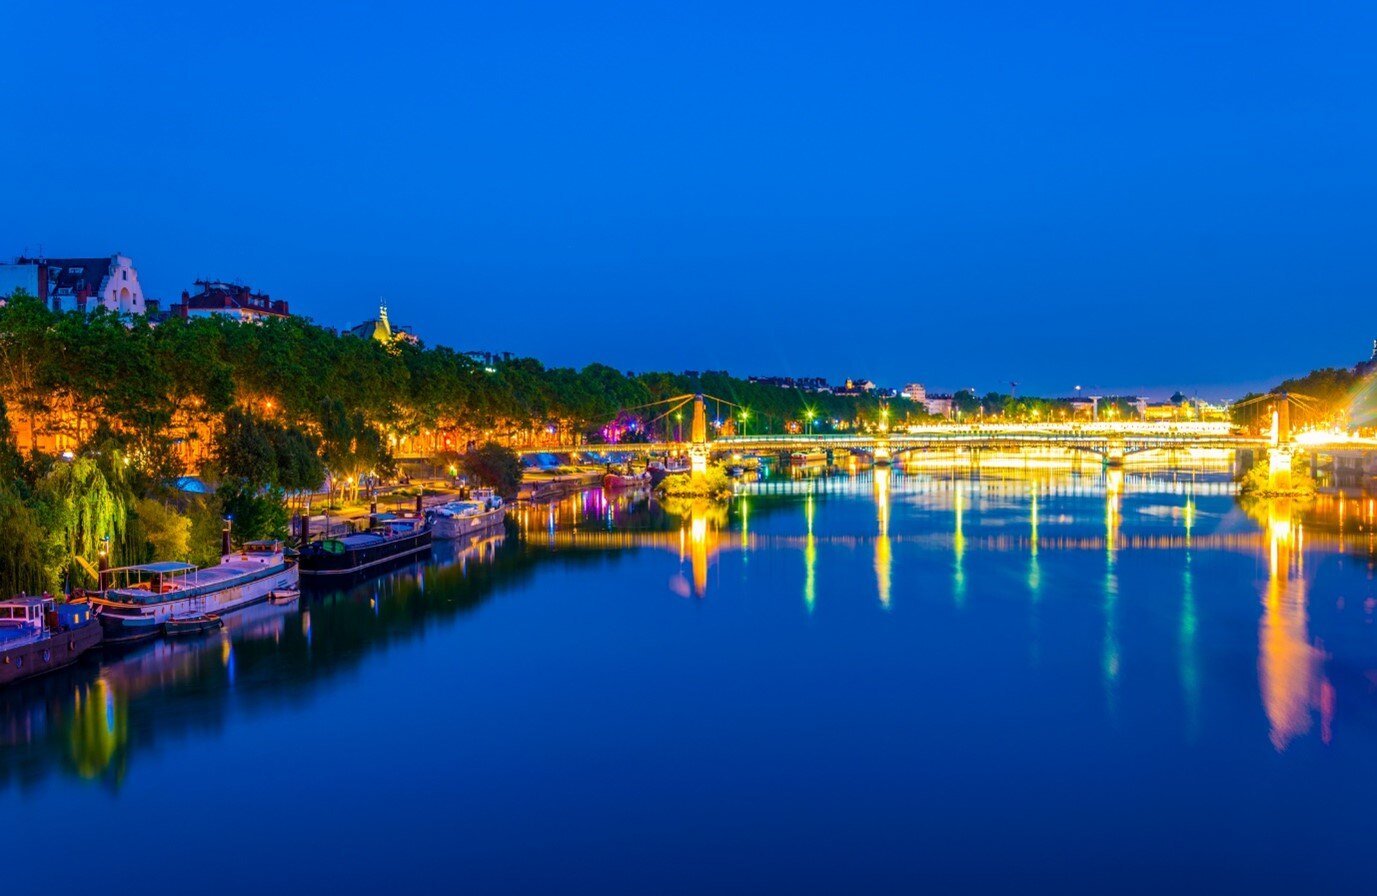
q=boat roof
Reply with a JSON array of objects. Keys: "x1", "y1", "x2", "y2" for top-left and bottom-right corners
[
  {"x1": 114, "y1": 561, "x2": 199, "y2": 574},
  {"x1": 329, "y1": 532, "x2": 387, "y2": 548},
  {"x1": 0, "y1": 595, "x2": 50, "y2": 607},
  {"x1": 107, "y1": 556, "x2": 283, "y2": 600}
]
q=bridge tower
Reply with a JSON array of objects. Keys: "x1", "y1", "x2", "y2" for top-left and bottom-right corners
[
  {"x1": 689, "y1": 393, "x2": 709, "y2": 476},
  {"x1": 873, "y1": 407, "x2": 892, "y2": 466},
  {"x1": 1267, "y1": 404, "x2": 1293, "y2": 492}
]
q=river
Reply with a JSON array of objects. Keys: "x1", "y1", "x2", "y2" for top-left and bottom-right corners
[{"x1": 4, "y1": 465, "x2": 1377, "y2": 894}]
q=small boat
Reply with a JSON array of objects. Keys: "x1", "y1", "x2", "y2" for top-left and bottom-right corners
[
  {"x1": 164, "y1": 613, "x2": 223, "y2": 636},
  {"x1": 269, "y1": 588, "x2": 300, "y2": 605},
  {"x1": 298, "y1": 514, "x2": 432, "y2": 579},
  {"x1": 0, "y1": 596, "x2": 103, "y2": 686}
]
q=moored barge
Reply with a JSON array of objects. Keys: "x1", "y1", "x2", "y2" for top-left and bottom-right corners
[
  {"x1": 0, "y1": 595, "x2": 102, "y2": 686},
  {"x1": 426, "y1": 488, "x2": 505, "y2": 540},
  {"x1": 298, "y1": 514, "x2": 432, "y2": 579},
  {"x1": 91, "y1": 541, "x2": 298, "y2": 644}
]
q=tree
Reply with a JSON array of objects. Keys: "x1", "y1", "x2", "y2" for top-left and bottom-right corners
[
  {"x1": 32, "y1": 456, "x2": 127, "y2": 592},
  {"x1": 461, "y1": 442, "x2": 523, "y2": 498}
]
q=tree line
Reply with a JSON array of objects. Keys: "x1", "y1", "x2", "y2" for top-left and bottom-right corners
[{"x1": 0, "y1": 292, "x2": 898, "y2": 593}]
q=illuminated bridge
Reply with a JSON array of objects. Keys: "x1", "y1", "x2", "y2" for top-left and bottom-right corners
[{"x1": 517, "y1": 393, "x2": 1270, "y2": 466}]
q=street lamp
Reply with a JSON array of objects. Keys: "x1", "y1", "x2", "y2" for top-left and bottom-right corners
[
  {"x1": 739, "y1": 408, "x2": 750, "y2": 436},
  {"x1": 675, "y1": 411, "x2": 683, "y2": 442},
  {"x1": 805, "y1": 409, "x2": 816, "y2": 436}
]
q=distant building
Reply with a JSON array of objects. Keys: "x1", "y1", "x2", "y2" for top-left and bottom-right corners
[
  {"x1": 464, "y1": 350, "x2": 512, "y2": 368},
  {"x1": 0, "y1": 254, "x2": 147, "y2": 314},
  {"x1": 834, "y1": 378, "x2": 877, "y2": 397},
  {"x1": 924, "y1": 394, "x2": 954, "y2": 418},
  {"x1": 902, "y1": 383, "x2": 927, "y2": 403},
  {"x1": 171, "y1": 280, "x2": 289, "y2": 323},
  {"x1": 346, "y1": 301, "x2": 417, "y2": 345},
  {"x1": 746, "y1": 375, "x2": 830, "y2": 392},
  {"x1": 1067, "y1": 396, "x2": 1095, "y2": 419}
]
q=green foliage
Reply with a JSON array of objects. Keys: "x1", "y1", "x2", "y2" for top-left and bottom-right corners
[
  {"x1": 219, "y1": 484, "x2": 289, "y2": 543},
  {"x1": 132, "y1": 497, "x2": 192, "y2": 562},
  {"x1": 0, "y1": 484, "x2": 48, "y2": 595},
  {"x1": 1238, "y1": 453, "x2": 1316, "y2": 498},
  {"x1": 32, "y1": 456, "x2": 127, "y2": 592},
  {"x1": 460, "y1": 442, "x2": 523, "y2": 498},
  {"x1": 185, "y1": 494, "x2": 227, "y2": 567},
  {"x1": 660, "y1": 467, "x2": 733, "y2": 499}
]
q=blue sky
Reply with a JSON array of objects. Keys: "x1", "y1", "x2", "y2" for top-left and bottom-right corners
[{"x1": 4, "y1": 1, "x2": 1374, "y2": 398}]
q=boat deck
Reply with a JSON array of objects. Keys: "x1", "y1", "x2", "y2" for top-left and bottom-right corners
[{"x1": 107, "y1": 557, "x2": 287, "y2": 604}]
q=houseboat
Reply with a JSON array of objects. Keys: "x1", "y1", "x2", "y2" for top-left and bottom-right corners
[
  {"x1": 91, "y1": 540, "x2": 298, "y2": 644},
  {"x1": 0, "y1": 595, "x2": 102, "y2": 686},
  {"x1": 298, "y1": 514, "x2": 432, "y2": 579},
  {"x1": 426, "y1": 489, "x2": 505, "y2": 540}
]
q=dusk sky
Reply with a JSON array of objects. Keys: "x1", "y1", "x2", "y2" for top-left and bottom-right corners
[{"x1": 5, "y1": 1, "x2": 1375, "y2": 398}]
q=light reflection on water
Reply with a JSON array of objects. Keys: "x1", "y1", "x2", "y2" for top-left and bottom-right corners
[{"x1": 5, "y1": 465, "x2": 1377, "y2": 893}]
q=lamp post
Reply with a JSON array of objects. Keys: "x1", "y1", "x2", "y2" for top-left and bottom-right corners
[
  {"x1": 805, "y1": 409, "x2": 816, "y2": 436},
  {"x1": 675, "y1": 411, "x2": 683, "y2": 443},
  {"x1": 739, "y1": 408, "x2": 750, "y2": 437}
]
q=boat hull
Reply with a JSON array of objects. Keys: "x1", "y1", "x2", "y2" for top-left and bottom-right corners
[
  {"x1": 165, "y1": 614, "x2": 224, "y2": 636},
  {"x1": 95, "y1": 563, "x2": 298, "y2": 644},
  {"x1": 0, "y1": 618, "x2": 103, "y2": 686}
]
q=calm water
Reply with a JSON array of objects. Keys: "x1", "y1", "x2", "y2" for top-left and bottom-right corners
[{"x1": 5, "y1": 466, "x2": 1377, "y2": 894}]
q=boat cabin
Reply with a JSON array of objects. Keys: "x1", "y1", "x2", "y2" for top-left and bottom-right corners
[
  {"x1": 0, "y1": 595, "x2": 88, "y2": 644},
  {"x1": 0, "y1": 596, "x2": 54, "y2": 639}
]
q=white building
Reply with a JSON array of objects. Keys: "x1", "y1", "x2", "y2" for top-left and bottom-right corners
[
  {"x1": 902, "y1": 383, "x2": 927, "y2": 403},
  {"x1": 0, "y1": 255, "x2": 147, "y2": 314},
  {"x1": 923, "y1": 394, "x2": 954, "y2": 418}
]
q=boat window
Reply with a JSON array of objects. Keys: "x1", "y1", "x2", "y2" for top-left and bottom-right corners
[{"x1": 323, "y1": 540, "x2": 346, "y2": 555}]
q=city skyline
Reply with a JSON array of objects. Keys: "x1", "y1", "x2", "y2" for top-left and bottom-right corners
[{"x1": 5, "y1": 1, "x2": 1374, "y2": 396}]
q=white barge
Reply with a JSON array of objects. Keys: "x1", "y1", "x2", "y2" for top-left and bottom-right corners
[
  {"x1": 91, "y1": 540, "x2": 298, "y2": 644},
  {"x1": 426, "y1": 489, "x2": 506, "y2": 540}
]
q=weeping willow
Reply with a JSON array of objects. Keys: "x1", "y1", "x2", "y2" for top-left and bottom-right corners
[
  {"x1": 37, "y1": 456, "x2": 128, "y2": 592},
  {"x1": 0, "y1": 484, "x2": 48, "y2": 595}
]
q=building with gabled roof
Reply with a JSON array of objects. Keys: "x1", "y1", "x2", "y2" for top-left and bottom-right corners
[{"x1": 0, "y1": 254, "x2": 148, "y2": 314}]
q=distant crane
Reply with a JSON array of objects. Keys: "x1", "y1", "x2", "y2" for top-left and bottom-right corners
[{"x1": 1009, "y1": 381, "x2": 1018, "y2": 398}]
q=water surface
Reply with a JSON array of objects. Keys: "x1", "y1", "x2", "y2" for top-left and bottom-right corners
[{"x1": 5, "y1": 467, "x2": 1377, "y2": 894}]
